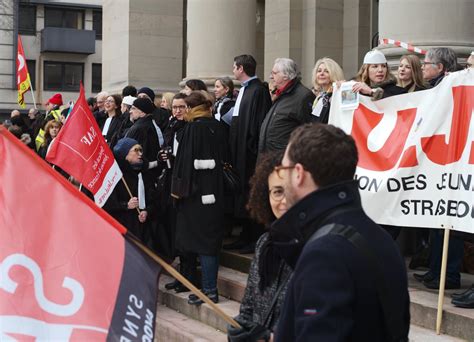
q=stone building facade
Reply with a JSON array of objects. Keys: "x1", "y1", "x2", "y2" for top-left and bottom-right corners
[{"x1": 1, "y1": 0, "x2": 473, "y2": 117}]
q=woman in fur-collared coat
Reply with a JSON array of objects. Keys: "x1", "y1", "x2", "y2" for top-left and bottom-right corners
[{"x1": 171, "y1": 91, "x2": 228, "y2": 305}]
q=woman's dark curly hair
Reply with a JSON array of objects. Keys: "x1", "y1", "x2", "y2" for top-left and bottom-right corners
[{"x1": 247, "y1": 150, "x2": 284, "y2": 226}]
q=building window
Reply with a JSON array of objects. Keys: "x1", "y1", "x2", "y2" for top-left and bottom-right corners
[
  {"x1": 44, "y1": 7, "x2": 84, "y2": 29},
  {"x1": 19, "y1": 4, "x2": 36, "y2": 35},
  {"x1": 44, "y1": 62, "x2": 84, "y2": 92},
  {"x1": 92, "y1": 63, "x2": 102, "y2": 93},
  {"x1": 26, "y1": 60, "x2": 36, "y2": 89},
  {"x1": 93, "y1": 10, "x2": 102, "y2": 40}
]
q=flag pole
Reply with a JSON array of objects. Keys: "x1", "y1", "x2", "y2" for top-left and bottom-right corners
[
  {"x1": 28, "y1": 75, "x2": 37, "y2": 109},
  {"x1": 126, "y1": 234, "x2": 242, "y2": 329},
  {"x1": 436, "y1": 226, "x2": 450, "y2": 334},
  {"x1": 121, "y1": 176, "x2": 141, "y2": 214}
]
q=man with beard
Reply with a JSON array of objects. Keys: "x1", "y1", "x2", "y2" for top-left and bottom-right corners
[{"x1": 272, "y1": 123, "x2": 409, "y2": 341}]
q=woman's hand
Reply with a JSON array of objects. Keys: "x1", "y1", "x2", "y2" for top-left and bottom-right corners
[
  {"x1": 127, "y1": 197, "x2": 139, "y2": 209},
  {"x1": 352, "y1": 82, "x2": 373, "y2": 95},
  {"x1": 138, "y1": 210, "x2": 148, "y2": 223}
]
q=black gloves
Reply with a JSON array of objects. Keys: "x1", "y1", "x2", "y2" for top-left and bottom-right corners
[{"x1": 227, "y1": 318, "x2": 271, "y2": 342}]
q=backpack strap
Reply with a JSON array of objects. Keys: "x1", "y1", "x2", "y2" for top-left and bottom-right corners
[{"x1": 308, "y1": 224, "x2": 407, "y2": 342}]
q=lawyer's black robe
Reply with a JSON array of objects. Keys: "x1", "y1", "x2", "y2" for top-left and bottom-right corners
[
  {"x1": 229, "y1": 78, "x2": 272, "y2": 218},
  {"x1": 103, "y1": 159, "x2": 157, "y2": 244},
  {"x1": 171, "y1": 117, "x2": 227, "y2": 255}
]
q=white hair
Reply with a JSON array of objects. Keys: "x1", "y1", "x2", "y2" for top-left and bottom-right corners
[{"x1": 274, "y1": 58, "x2": 298, "y2": 80}]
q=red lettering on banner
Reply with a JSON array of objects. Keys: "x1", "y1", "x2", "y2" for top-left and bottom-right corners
[
  {"x1": 421, "y1": 86, "x2": 474, "y2": 165},
  {"x1": 352, "y1": 86, "x2": 474, "y2": 170},
  {"x1": 351, "y1": 105, "x2": 417, "y2": 171}
]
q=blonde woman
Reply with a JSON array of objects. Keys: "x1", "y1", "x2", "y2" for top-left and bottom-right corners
[
  {"x1": 397, "y1": 54, "x2": 428, "y2": 92},
  {"x1": 311, "y1": 57, "x2": 344, "y2": 123}
]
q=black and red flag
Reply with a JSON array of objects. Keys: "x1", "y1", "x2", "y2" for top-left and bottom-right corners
[{"x1": 0, "y1": 127, "x2": 160, "y2": 340}]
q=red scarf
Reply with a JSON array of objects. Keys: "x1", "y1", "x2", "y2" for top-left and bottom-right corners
[{"x1": 272, "y1": 79, "x2": 295, "y2": 99}]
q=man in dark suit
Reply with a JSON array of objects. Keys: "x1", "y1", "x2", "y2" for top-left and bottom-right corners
[{"x1": 273, "y1": 123, "x2": 410, "y2": 341}]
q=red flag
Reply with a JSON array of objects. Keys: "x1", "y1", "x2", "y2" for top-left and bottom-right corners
[
  {"x1": 46, "y1": 84, "x2": 122, "y2": 207},
  {"x1": 17, "y1": 35, "x2": 31, "y2": 108},
  {"x1": 0, "y1": 127, "x2": 160, "y2": 340}
]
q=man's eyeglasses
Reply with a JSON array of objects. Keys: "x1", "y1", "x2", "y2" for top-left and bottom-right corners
[
  {"x1": 172, "y1": 105, "x2": 187, "y2": 111},
  {"x1": 274, "y1": 164, "x2": 296, "y2": 178},
  {"x1": 422, "y1": 62, "x2": 437, "y2": 67},
  {"x1": 269, "y1": 187, "x2": 285, "y2": 202}
]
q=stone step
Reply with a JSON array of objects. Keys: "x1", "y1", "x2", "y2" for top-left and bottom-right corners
[
  {"x1": 217, "y1": 266, "x2": 248, "y2": 302},
  {"x1": 218, "y1": 252, "x2": 474, "y2": 340},
  {"x1": 155, "y1": 304, "x2": 227, "y2": 342},
  {"x1": 158, "y1": 275, "x2": 240, "y2": 333},
  {"x1": 409, "y1": 324, "x2": 466, "y2": 341},
  {"x1": 408, "y1": 269, "x2": 474, "y2": 341},
  {"x1": 219, "y1": 249, "x2": 252, "y2": 274},
  {"x1": 159, "y1": 271, "x2": 472, "y2": 341}
]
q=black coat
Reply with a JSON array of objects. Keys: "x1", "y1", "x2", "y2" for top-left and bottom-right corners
[
  {"x1": 153, "y1": 107, "x2": 171, "y2": 132},
  {"x1": 259, "y1": 80, "x2": 315, "y2": 154},
  {"x1": 171, "y1": 117, "x2": 228, "y2": 255},
  {"x1": 98, "y1": 113, "x2": 123, "y2": 144},
  {"x1": 229, "y1": 78, "x2": 272, "y2": 218},
  {"x1": 125, "y1": 114, "x2": 160, "y2": 165},
  {"x1": 273, "y1": 181, "x2": 410, "y2": 342},
  {"x1": 103, "y1": 159, "x2": 157, "y2": 243}
]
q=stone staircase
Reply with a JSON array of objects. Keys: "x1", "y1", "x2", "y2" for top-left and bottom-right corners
[{"x1": 154, "y1": 249, "x2": 474, "y2": 341}]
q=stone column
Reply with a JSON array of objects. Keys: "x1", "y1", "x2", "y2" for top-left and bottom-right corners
[
  {"x1": 102, "y1": 0, "x2": 184, "y2": 94},
  {"x1": 264, "y1": 0, "x2": 302, "y2": 82},
  {"x1": 185, "y1": 0, "x2": 257, "y2": 86},
  {"x1": 342, "y1": 0, "x2": 373, "y2": 78},
  {"x1": 300, "y1": 0, "x2": 344, "y2": 87},
  {"x1": 378, "y1": 0, "x2": 474, "y2": 67}
]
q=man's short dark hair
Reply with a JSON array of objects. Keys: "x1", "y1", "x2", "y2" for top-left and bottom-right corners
[
  {"x1": 234, "y1": 54, "x2": 257, "y2": 77},
  {"x1": 173, "y1": 93, "x2": 187, "y2": 101},
  {"x1": 122, "y1": 85, "x2": 137, "y2": 97},
  {"x1": 287, "y1": 123, "x2": 358, "y2": 187}
]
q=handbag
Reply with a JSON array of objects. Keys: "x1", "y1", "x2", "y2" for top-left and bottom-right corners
[{"x1": 222, "y1": 161, "x2": 241, "y2": 194}]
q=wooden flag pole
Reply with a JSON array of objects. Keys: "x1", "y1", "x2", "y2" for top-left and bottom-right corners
[
  {"x1": 436, "y1": 226, "x2": 450, "y2": 334},
  {"x1": 127, "y1": 234, "x2": 241, "y2": 329},
  {"x1": 121, "y1": 177, "x2": 141, "y2": 215}
]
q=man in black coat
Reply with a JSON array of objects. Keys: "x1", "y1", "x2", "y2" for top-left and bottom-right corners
[
  {"x1": 225, "y1": 54, "x2": 272, "y2": 253},
  {"x1": 258, "y1": 58, "x2": 315, "y2": 154},
  {"x1": 272, "y1": 123, "x2": 409, "y2": 341}
]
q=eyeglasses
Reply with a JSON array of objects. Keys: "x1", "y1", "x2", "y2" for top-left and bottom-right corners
[
  {"x1": 274, "y1": 164, "x2": 296, "y2": 178},
  {"x1": 172, "y1": 105, "x2": 187, "y2": 111},
  {"x1": 422, "y1": 62, "x2": 437, "y2": 67},
  {"x1": 105, "y1": 99, "x2": 115, "y2": 104},
  {"x1": 131, "y1": 146, "x2": 143, "y2": 153},
  {"x1": 269, "y1": 186, "x2": 285, "y2": 202}
]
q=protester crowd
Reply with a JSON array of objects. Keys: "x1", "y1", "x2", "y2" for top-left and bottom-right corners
[{"x1": 3, "y1": 48, "x2": 474, "y2": 341}]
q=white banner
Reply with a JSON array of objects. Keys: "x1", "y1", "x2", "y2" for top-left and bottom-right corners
[{"x1": 329, "y1": 70, "x2": 474, "y2": 233}]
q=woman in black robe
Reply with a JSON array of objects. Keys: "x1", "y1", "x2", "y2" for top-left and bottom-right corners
[
  {"x1": 171, "y1": 91, "x2": 227, "y2": 305},
  {"x1": 103, "y1": 137, "x2": 156, "y2": 244}
]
